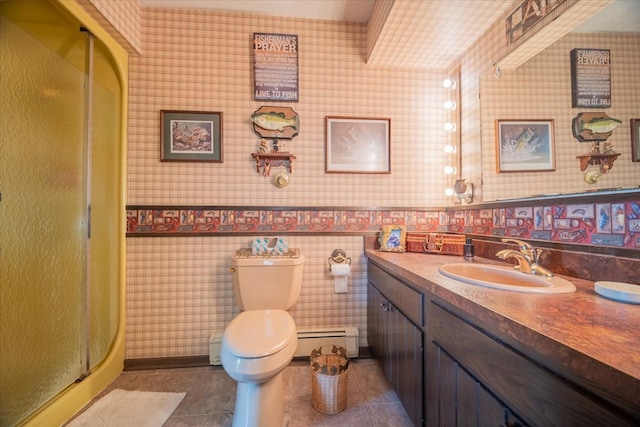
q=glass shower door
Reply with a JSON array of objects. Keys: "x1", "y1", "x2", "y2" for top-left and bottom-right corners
[{"x1": 0, "y1": 10, "x2": 88, "y2": 427}]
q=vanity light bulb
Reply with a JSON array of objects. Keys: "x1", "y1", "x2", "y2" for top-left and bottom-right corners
[
  {"x1": 444, "y1": 122, "x2": 456, "y2": 132},
  {"x1": 443, "y1": 100, "x2": 456, "y2": 110},
  {"x1": 444, "y1": 144, "x2": 456, "y2": 154},
  {"x1": 444, "y1": 188, "x2": 455, "y2": 197},
  {"x1": 442, "y1": 78, "x2": 455, "y2": 89},
  {"x1": 444, "y1": 166, "x2": 456, "y2": 175}
]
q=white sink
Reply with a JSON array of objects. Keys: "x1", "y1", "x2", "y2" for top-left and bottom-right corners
[{"x1": 438, "y1": 263, "x2": 576, "y2": 294}]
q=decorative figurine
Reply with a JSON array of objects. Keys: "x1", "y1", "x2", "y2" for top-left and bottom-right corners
[
  {"x1": 602, "y1": 140, "x2": 615, "y2": 154},
  {"x1": 257, "y1": 139, "x2": 269, "y2": 153}
]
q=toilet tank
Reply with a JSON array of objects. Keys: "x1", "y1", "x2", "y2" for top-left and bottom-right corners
[{"x1": 231, "y1": 249, "x2": 304, "y2": 311}]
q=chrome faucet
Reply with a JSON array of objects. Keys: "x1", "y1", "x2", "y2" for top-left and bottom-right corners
[{"x1": 496, "y1": 238, "x2": 554, "y2": 277}]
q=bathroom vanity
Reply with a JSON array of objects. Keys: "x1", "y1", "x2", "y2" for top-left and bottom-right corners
[{"x1": 366, "y1": 250, "x2": 640, "y2": 426}]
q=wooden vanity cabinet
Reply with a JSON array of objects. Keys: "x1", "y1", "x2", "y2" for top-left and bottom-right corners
[
  {"x1": 367, "y1": 258, "x2": 639, "y2": 427},
  {"x1": 427, "y1": 301, "x2": 637, "y2": 427},
  {"x1": 367, "y1": 264, "x2": 424, "y2": 426}
]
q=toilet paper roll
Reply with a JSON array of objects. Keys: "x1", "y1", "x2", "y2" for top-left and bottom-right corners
[
  {"x1": 330, "y1": 264, "x2": 350, "y2": 294},
  {"x1": 330, "y1": 263, "x2": 351, "y2": 277}
]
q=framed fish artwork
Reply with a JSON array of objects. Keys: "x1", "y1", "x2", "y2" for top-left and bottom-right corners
[
  {"x1": 631, "y1": 119, "x2": 640, "y2": 162},
  {"x1": 495, "y1": 119, "x2": 555, "y2": 173},
  {"x1": 161, "y1": 110, "x2": 223, "y2": 162},
  {"x1": 325, "y1": 116, "x2": 391, "y2": 174}
]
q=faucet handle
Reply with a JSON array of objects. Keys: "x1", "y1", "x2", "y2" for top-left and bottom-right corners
[{"x1": 532, "y1": 247, "x2": 545, "y2": 264}]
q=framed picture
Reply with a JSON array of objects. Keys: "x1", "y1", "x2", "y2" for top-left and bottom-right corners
[
  {"x1": 161, "y1": 110, "x2": 223, "y2": 162},
  {"x1": 326, "y1": 116, "x2": 391, "y2": 173},
  {"x1": 631, "y1": 119, "x2": 640, "y2": 162},
  {"x1": 378, "y1": 225, "x2": 406, "y2": 252},
  {"x1": 495, "y1": 119, "x2": 555, "y2": 172}
]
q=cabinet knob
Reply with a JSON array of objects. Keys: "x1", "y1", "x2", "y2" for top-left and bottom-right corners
[{"x1": 380, "y1": 302, "x2": 392, "y2": 312}]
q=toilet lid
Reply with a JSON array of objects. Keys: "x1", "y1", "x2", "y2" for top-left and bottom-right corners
[{"x1": 223, "y1": 309, "x2": 296, "y2": 358}]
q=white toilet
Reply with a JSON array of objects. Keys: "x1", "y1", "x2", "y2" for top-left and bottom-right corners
[{"x1": 221, "y1": 249, "x2": 304, "y2": 427}]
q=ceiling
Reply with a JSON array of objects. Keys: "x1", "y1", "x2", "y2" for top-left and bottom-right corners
[
  {"x1": 139, "y1": 0, "x2": 640, "y2": 70},
  {"x1": 139, "y1": 0, "x2": 377, "y2": 22}
]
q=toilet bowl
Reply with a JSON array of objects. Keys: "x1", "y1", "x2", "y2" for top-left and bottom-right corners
[
  {"x1": 221, "y1": 309, "x2": 298, "y2": 427},
  {"x1": 222, "y1": 249, "x2": 304, "y2": 427}
]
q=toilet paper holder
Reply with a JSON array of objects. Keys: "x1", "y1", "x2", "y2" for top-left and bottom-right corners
[{"x1": 328, "y1": 249, "x2": 351, "y2": 271}]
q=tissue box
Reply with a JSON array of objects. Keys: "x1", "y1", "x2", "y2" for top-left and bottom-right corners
[{"x1": 251, "y1": 237, "x2": 288, "y2": 255}]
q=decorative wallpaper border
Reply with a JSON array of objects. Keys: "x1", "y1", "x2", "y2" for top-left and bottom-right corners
[
  {"x1": 126, "y1": 207, "x2": 447, "y2": 235},
  {"x1": 451, "y1": 201, "x2": 640, "y2": 249},
  {"x1": 126, "y1": 199, "x2": 640, "y2": 250}
]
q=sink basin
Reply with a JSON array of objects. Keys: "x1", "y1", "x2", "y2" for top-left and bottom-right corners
[{"x1": 438, "y1": 263, "x2": 576, "y2": 294}]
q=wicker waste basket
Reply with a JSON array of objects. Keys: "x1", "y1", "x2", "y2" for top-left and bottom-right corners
[{"x1": 310, "y1": 345, "x2": 349, "y2": 414}]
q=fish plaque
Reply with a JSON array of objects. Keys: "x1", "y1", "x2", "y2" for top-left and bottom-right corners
[
  {"x1": 251, "y1": 106, "x2": 299, "y2": 140},
  {"x1": 572, "y1": 112, "x2": 621, "y2": 142}
]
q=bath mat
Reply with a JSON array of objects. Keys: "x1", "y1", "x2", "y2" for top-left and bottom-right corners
[{"x1": 66, "y1": 389, "x2": 185, "y2": 427}]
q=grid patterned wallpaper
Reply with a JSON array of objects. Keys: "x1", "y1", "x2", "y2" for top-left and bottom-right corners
[
  {"x1": 78, "y1": 0, "x2": 142, "y2": 54},
  {"x1": 123, "y1": 6, "x2": 452, "y2": 359},
  {"x1": 85, "y1": 2, "x2": 640, "y2": 360},
  {"x1": 126, "y1": 235, "x2": 367, "y2": 359},
  {"x1": 366, "y1": 0, "x2": 512, "y2": 70},
  {"x1": 129, "y1": 7, "x2": 450, "y2": 208}
]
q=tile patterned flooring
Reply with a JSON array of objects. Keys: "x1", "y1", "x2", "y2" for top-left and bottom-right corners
[{"x1": 76, "y1": 358, "x2": 414, "y2": 426}]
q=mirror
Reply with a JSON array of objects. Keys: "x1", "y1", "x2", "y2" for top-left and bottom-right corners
[{"x1": 477, "y1": 0, "x2": 640, "y2": 202}]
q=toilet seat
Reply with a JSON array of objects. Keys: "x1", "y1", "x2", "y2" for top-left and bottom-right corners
[{"x1": 223, "y1": 309, "x2": 296, "y2": 358}]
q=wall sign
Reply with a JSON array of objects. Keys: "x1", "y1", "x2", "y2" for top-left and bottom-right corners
[
  {"x1": 506, "y1": 0, "x2": 566, "y2": 45},
  {"x1": 253, "y1": 33, "x2": 299, "y2": 102},
  {"x1": 570, "y1": 48, "x2": 611, "y2": 108}
]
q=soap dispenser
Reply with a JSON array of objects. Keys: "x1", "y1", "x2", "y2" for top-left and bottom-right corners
[{"x1": 463, "y1": 237, "x2": 474, "y2": 261}]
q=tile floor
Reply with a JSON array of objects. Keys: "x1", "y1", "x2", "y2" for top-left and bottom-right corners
[{"x1": 72, "y1": 358, "x2": 414, "y2": 427}]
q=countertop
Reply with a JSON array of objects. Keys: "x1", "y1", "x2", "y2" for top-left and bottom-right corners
[{"x1": 365, "y1": 249, "x2": 640, "y2": 412}]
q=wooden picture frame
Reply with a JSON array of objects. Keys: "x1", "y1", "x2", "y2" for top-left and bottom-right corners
[
  {"x1": 631, "y1": 119, "x2": 640, "y2": 162},
  {"x1": 161, "y1": 110, "x2": 223, "y2": 162},
  {"x1": 378, "y1": 225, "x2": 406, "y2": 252},
  {"x1": 496, "y1": 119, "x2": 555, "y2": 172},
  {"x1": 326, "y1": 116, "x2": 391, "y2": 173}
]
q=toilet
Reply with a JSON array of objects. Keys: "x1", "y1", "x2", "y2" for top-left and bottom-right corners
[{"x1": 221, "y1": 249, "x2": 304, "y2": 427}]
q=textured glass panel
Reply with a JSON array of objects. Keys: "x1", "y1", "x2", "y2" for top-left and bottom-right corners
[
  {"x1": 0, "y1": 13, "x2": 86, "y2": 426},
  {"x1": 89, "y1": 70, "x2": 120, "y2": 368}
]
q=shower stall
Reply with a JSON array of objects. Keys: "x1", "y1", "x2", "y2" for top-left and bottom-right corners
[{"x1": 0, "y1": 0, "x2": 127, "y2": 425}]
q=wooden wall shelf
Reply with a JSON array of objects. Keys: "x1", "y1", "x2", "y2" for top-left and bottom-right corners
[
  {"x1": 251, "y1": 152, "x2": 296, "y2": 176},
  {"x1": 576, "y1": 152, "x2": 620, "y2": 174}
]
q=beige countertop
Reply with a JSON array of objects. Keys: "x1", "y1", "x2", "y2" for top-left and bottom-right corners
[{"x1": 365, "y1": 249, "x2": 640, "y2": 412}]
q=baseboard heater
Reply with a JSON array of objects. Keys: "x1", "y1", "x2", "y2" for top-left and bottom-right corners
[{"x1": 209, "y1": 326, "x2": 359, "y2": 365}]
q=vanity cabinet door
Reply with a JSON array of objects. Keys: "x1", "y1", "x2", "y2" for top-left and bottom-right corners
[
  {"x1": 387, "y1": 300, "x2": 423, "y2": 426},
  {"x1": 367, "y1": 282, "x2": 424, "y2": 426},
  {"x1": 428, "y1": 340, "x2": 524, "y2": 427},
  {"x1": 427, "y1": 301, "x2": 637, "y2": 427},
  {"x1": 367, "y1": 284, "x2": 386, "y2": 363}
]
